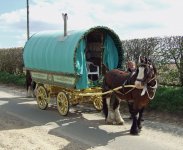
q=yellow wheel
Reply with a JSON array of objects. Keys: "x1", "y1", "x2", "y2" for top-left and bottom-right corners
[
  {"x1": 36, "y1": 86, "x2": 48, "y2": 110},
  {"x1": 57, "y1": 92, "x2": 69, "y2": 116},
  {"x1": 93, "y1": 96, "x2": 103, "y2": 111}
]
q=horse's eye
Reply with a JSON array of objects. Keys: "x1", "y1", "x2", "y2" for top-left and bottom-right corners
[{"x1": 144, "y1": 67, "x2": 148, "y2": 74}]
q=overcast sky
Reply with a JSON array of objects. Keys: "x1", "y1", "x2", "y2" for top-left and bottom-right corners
[{"x1": 0, "y1": 0, "x2": 183, "y2": 48}]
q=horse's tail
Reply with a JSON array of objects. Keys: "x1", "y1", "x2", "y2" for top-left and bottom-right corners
[
  {"x1": 102, "y1": 77, "x2": 108, "y2": 119},
  {"x1": 103, "y1": 64, "x2": 109, "y2": 72}
]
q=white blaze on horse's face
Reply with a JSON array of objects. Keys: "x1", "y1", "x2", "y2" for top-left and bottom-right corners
[{"x1": 135, "y1": 66, "x2": 145, "y2": 89}]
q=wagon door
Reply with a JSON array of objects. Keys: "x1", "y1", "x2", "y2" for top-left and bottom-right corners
[
  {"x1": 85, "y1": 31, "x2": 104, "y2": 82},
  {"x1": 103, "y1": 34, "x2": 119, "y2": 71}
]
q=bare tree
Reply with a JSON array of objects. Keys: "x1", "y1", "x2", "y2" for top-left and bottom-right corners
[
  {"x1": 122, "y1": 37, "x2": 160, "y2": 64},
  {"x1": 122, "y1": 39, "x2": 141, "y2": 64},
  {"x1": 160, "y1": 36, "x2": 183, "y2": 86}
]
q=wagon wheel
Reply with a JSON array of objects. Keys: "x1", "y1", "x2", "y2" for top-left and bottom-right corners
[
  {"x1": 36, "y1": 86, "x2": 48, "y2": 110},
  {"x1": 57, "y1": 92, "x2": 69, "y2": 116},
  {"x1": 93, "y1": 96, "x2": 103, "y2": 111}
]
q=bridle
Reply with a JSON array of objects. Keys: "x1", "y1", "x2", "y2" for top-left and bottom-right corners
[
  {"x1": 136, "y1": 63, "x2": 151, "y2": 83},
  {"x1": 137, "y1": 62, "x2": 157, "y2": 100}
]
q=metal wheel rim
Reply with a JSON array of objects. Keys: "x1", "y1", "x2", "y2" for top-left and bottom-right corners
[
  {"x1": 36, "y1": 86, "x2": 48, "y2": 110},
  {"x1": 93, "y1": 97, "x2": 103, "y2": 111},
  {"x1": 57, "y1": 92, "x2": 69, "y2": 116}
]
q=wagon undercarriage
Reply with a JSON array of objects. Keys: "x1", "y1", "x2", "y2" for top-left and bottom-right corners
[{"x1": 36, "y1": 84, "x2": 103, "y2": 116}]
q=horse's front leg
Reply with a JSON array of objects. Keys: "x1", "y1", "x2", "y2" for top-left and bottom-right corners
[
  {"x1": 130, "y1": 110, "x2": 139, "y2": 135},
  {"x1": 137, "y1": 107, "x2": 144, "y2": 130}
]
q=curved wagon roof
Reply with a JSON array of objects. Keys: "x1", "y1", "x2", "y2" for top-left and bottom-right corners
[{"x1": 23, "y1": 26, "x2": 124, "y2": 89}]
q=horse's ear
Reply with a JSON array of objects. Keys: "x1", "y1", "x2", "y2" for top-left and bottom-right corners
[
  {"x1": 148, "y1": 58, "x2": 152, "y2": 65},
  {"x1": 139, "y1": 56, "x2": 143, "y2": 63}
]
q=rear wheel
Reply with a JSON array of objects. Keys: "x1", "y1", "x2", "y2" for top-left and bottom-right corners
[
  {"x1": 36, "y1": 86, "x2": 48, "y2": 110},
  {"x1": 57, "y1": 92, "x2": 69, "y2": 116}
]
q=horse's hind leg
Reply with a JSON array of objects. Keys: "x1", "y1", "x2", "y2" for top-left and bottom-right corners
[
  {"x1": 113, "y1": 97, "x2": 124, "y2": 125},
  {"x1": 114, "y1": 105, "x2": 124, "y2": 125},
  {"x1": 106, "y1": 97, "x2": 115, "y2": 124}
]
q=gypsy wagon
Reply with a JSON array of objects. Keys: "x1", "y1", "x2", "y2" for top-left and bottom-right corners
[{"x1": 23, "y1": 26, "x2": 123, "y2": 116}]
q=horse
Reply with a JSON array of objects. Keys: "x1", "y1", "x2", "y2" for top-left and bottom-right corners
[{"x1": 102, "y1": 56, "x2": 157, "y2": 135}]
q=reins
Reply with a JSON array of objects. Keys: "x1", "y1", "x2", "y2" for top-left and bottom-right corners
[{"x1": 78, "y1": 85, "x2": 136, "y2": 97}]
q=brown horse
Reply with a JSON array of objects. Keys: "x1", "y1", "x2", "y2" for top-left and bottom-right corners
[{"x1": 102, "y1": 56, "x2": 157, "y2": 135}]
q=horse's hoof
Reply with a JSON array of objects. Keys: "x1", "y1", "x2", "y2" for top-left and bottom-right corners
[
  {"x1": 130, "y1": 129, "x2": 139, "y2": 135},
  {"x1": 129, "y1": 116, "x2": 132, "y2": 120},
  {"x1": 106, "y1": 121, "x2": 113, "y2": 125},
  {"x1": 138, "y1": 125, "x2": 142, "y2": 130},
  {"x1": 116, "y1": 122, "x2": 124, "y2": 125}
]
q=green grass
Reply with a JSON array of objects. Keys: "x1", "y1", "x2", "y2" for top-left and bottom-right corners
[
  {"x1": 149, "y1": 86, "x2": 183, "y2": 113},
  {"x1": 0, "y1": 71, "x2": 25, "y2": 86}
]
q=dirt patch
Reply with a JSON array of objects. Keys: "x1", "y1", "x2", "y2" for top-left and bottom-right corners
[
  {"x1": 119, "y1": 102, "x2": 183, "y2": 129},
  {"x1": 143, "y1": 110, "x2": 183, "y2": 128}
]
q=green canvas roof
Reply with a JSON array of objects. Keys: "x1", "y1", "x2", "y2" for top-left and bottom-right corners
[
  {"x1": 23, "y1": 26, "x2": 123, "y2": 74},
  {"x1": 23, "y1": 30, "x2": 85, "y2": 74},
  {"x1": 23, "y1": 26, "x2": 123, "y2": 89}
]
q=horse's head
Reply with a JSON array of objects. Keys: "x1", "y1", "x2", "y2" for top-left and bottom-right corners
[{"x1": 135, "y1": 56, "x2": 157, "y2": 89}]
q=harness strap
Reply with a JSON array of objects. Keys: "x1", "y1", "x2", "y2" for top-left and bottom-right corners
[
  {"x1": 141, "y1": 80, "x2": 157, "y2": 100},
  {"x1": 148, "y1": 75, "x2": 157, "y2": 84},
  {"x1": 114, "y1": 87, "x2": 135, "y2": 96}
]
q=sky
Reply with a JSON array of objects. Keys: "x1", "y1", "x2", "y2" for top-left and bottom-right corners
[{"x1": 0, "y1": 0, "x2": 183, "y2": 48}]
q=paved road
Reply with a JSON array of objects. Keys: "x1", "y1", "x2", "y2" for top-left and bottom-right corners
[{"x1": 0, "y1": 85, "x2": 183, "y2": 150}]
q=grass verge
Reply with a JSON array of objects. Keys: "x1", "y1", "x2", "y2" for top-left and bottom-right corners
[
  {"x1": 0, "y1": 71, "x2": 25, "y2": 86},
  {"x1": 149, "y1": 86, "x2": 183, "y2": 113}
]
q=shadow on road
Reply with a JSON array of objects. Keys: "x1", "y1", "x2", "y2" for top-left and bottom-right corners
[{"x1": 0, "y1": 96, "x2": 131, "y2": 149}]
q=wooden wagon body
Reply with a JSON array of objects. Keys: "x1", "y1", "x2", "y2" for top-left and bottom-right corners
[{"x1": 23, "y1": 26, "x2": 124, "y2": 115}]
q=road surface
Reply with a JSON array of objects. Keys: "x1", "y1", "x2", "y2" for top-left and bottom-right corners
[{"x1": 0, "y1": 85, "x2": 183, "y2": 150}]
